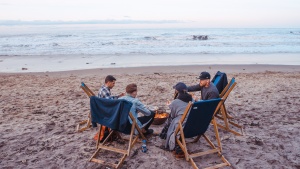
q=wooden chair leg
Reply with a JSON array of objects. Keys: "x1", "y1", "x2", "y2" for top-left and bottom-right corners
[
  {"x1": 215, "y1": 104, "x2": 243, "y2": 136},
  {"x1": 221, "y1": 105, "x2": 230, "y2": 129},
  {"x1": 192, "y1": 135, "x2": 201, "y2": 143},
  {"x1": 212, "y1": 119, "x2": 222, "y2": 151},
  {"x1": 189, "y1": 158, "x2": 199, "y2": 169},
  {"x1": 177, "y1": 124, "x2": 189, "y2": 162},
  {"x1": 77, "y1": 119, "x2": 91, "y2": 132},
  {"x1": 96, "y1": 125, "x2": 102, "y2": 149},
  {"x1": 89, "y1": 123, "x2": 142, "y2": 168},
  {"x1": 77, "y1": 113, "x2": 92, "y2": 132}
]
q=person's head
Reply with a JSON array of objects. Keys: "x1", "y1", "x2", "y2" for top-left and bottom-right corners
[
  {"x1": 105, "y1": 75, "x2": 116, "y2": 89},
  {"x1": 126, "y1": 83, "x2": 138, "y2": 98},
  {"x1": 173, "y1": 82, "x2": 192, "y2": 102},
  {"x1": 197, "y1": 71, "x2": 211, "y2": 87},
  {"x1": 173, "y1": 82, "x2": 188, "y2": 93}
]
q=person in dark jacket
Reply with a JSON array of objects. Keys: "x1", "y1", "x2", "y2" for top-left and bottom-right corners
[{"x1": 188, "y1": 71, "x2": 219, "y2": 101}]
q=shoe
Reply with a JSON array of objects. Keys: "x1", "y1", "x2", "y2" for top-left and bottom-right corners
[
  {"x1": 175, "y1": 152, "x2": 185, "y2": 158},
  {"x1": 143, "y1": 129, "x2": 154, "y2": 135},
  {"x1": 173, "y1": 150, "x2": 185, "y2": 158},
  {"x1": 159, "y1": 145, "x2": 167, "y2": 150}
]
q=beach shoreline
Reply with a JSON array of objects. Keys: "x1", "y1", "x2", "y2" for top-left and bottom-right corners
[
  {"x1": 0, "y1": 53, "x2": 300, "y2": 73},
  {"x1": 0, "y1": 64, "x2": 300, "y2": 77}
]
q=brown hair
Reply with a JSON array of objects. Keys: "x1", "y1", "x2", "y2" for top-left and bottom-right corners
[
  {"x1": 105, "y1": 75, "x2": 116, "y2": 83},
  {"x1": 126, "y1": 83, "x2": 137, "y2": 94}
]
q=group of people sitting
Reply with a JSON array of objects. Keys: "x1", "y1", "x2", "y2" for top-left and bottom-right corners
[{"x1": 97, "y1": 71, "x2": 220, "y2": 157}]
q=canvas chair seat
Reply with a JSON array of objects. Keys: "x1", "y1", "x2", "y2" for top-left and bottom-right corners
[
  {"x1": 175, "y1": 98, "x2": 231, "y2": 169},
  {"x1": 88, "y1": 96, "x2": 146, "y2": 169}
]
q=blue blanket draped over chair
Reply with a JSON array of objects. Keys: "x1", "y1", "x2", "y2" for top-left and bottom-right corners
[{"x1": 90, "y1": 96, "x2": 132, "y2": 132}]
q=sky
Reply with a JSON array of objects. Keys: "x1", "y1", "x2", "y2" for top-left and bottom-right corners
[{"x1": 0, "y1": 0, "x2": 300, "y2": 28}]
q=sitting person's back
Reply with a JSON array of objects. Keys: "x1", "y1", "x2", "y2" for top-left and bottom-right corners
[
  {"x1": 119, "y1": 83, "x2": 155, "y2": 135},
  {"x1": 160, "y1": 82, "x2": 193, "y2": 151}
]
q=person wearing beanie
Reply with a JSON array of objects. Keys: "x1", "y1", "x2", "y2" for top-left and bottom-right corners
[
  {"x1": 119, "y1": 83, "x2": 155, "y2": 135},
  {"x1": 188, "y1": 71, "x2": 219, "y2": 101},
  {"x1": 160, "y1": 82, "x2": 193, "y2": 157}
]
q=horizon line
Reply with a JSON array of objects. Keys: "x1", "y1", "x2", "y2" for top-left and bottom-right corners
[{"x1": 0, "y1": 19, "x2": 183, "y2": 25}]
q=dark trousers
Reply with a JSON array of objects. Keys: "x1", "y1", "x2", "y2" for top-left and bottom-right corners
[{"x1": 122, "y1": 111, "x2": 155, "y2": 134}]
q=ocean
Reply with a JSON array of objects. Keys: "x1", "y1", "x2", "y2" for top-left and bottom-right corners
[
  {"x1": 0, "y1": 25, "x2": 299, "y2": 72},
  {"x1": 1, "y1": 25, "x2": 300, "y2": 56}
]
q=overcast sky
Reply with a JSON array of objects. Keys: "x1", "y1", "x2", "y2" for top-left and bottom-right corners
[{"x1": 0, "y1": 0, "x2": 299, "y2": 28}]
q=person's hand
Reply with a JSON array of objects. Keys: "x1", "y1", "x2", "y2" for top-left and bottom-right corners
[
  {"x1": 190, "y1": 93, "x2": 199, "y2": 101},
  {"x1": 166, "y1": 99, "x2": 171, "y2": 106},
  {"x1": 118, "y1": 93, "x2": 125, "y2": 97}
]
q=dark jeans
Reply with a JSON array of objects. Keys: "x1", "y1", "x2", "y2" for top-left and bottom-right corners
[{"x1": 122, "y1": 111, "x2": 155, "y2": 134}]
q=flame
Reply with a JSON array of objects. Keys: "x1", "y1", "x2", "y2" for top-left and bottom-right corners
[{"x1": 155, "y1": 113, "x2": 168, "y2": 118}]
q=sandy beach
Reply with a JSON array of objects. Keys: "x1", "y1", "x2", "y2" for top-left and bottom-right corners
[{"x1": 0, "y1": 64, "x2": 300, "y2": 169}]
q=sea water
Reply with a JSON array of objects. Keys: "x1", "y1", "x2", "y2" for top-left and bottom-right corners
[
  {"x1": 1, "y1": 25, "x2": 300, "y2": 55},
  {"x1": 0, "y1": 25, "x2": 299, "y2": 72}
]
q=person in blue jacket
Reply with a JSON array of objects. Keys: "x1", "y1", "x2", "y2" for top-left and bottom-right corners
[{"x1": 119, "y1": 83, "x2": 155, "y2": 135}]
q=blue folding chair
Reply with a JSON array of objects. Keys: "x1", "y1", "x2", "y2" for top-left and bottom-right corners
[
  {"x1": 88, "y1": 96, "x2": 146, "y2": 169},
  {"x1": 215, "y1": 78, "x2": 243, "y2": 136},
  {"x1": 175, "y1": 98, "x2": 231, "y2": 169}
]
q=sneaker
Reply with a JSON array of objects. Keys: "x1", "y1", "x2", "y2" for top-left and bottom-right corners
[
  {"x1": 159, "y1": 145, "x2": 167, "y2": 150},
  {"x1": 174, "y1": 152, "x2": 185, "y2": 158},
  {"x1": 173, "y1": 149, "x2": 185, "y2": 158}
]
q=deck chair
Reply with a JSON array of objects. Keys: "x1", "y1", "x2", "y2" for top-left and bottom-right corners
[
  {"x1": 215, "y1": 78, "x2": 243, "y2": 136},
  {"x1": 88, "y1": 96, "x2": 146, "y2": 169},
  {"x1": 175, "y1": 98, "x2": 231, "y2": 169},
  {"x1": 211, "y1": 71, "x2": 228, "y2": 94},
  {"x1": 77, "y1": 82, "x2": 95, "y2": 132}
]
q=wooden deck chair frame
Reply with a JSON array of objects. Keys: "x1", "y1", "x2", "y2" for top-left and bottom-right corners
[
  {"x1": 89, "y1": 113, "x2": 146, "y2": 169},
  {"x1": 77, "y1": 82, "x2": 95, "y2": 132},
  {"x1": 216, "y1": 78, "x2": 243, "y2": 136},
  {"x1": 175, "y1": 99, "x2": 230, "y2": 169}
]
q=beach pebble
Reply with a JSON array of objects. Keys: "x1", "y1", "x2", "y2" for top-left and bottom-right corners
[
  {"x1": 254, "y1": 139, "x2": 264, "y2": 146},
  {"x1": 250, "y1": 121, "x2": 260, "y2": 126}
]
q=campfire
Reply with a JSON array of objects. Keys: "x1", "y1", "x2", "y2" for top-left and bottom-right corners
[
  {"x1": 154, "y1": 113, "x2": 168, "y2": 118},
  {"x1": 153, "y1": 107, "x2": 169, "y2": 125}
]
